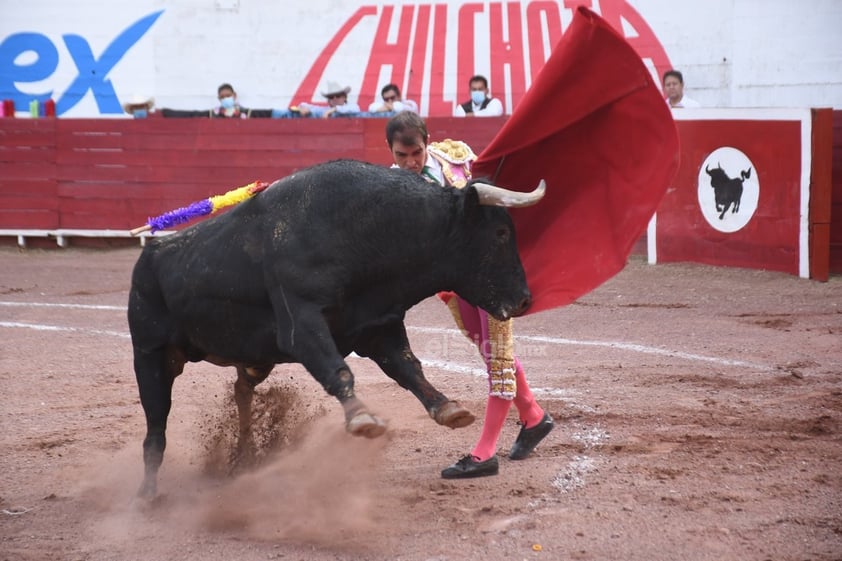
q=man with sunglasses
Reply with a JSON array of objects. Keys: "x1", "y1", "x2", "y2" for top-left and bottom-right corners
[
  {"x1": 296, "y1": 81, "x2": 360, "y2": 118},
  {"x1": 368, "y1": 83, "x2": 418, "y2": 114}
]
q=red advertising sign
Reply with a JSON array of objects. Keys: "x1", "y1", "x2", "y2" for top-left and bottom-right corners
[{"x1": 291, "y1": 0, "x2": 672, "y2": 115}]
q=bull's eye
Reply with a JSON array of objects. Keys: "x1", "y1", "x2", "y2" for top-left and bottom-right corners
[{"x1": 495, "y1": 226, "x2": 510, "y2": 242}]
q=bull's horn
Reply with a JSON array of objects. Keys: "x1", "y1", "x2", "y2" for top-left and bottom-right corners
[{"x1": 473, "y1": 179, "x2": 546, "y2": 208}]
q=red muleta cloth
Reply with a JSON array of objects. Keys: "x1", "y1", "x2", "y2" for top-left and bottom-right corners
[{"x1": 472, "y1": 6, "x2": 680, "y2": 315}]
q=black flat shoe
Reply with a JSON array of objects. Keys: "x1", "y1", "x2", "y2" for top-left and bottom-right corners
[
  {"x1": 441, "y1": 454, "x2": 499, "y2": 479},
  {"x1": 509, "y1": 412, "x2": 554, "y2": 460}
]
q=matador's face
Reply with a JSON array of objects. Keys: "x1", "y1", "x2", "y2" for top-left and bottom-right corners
[{"x1": 389, "y1": 133, "x2": 428, "y2": 174}]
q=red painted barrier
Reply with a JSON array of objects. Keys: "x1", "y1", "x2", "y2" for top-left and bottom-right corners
[
  {"x1": 0, "y1": 117, "x2": 502, "y2": 233},
  {"x1": 0, "y1": 112, "x2": 838, "y2": 279},
  {"x1": 652, "y1": 108, "x2": 834, "y2": 279},
  {"x1": 656, "y1": 118, "x2": 802, "y2": 275}
]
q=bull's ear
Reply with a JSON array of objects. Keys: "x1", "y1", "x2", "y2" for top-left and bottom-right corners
[{"x1": 461, "y1": 184, "x2": 482, "y2": 218}]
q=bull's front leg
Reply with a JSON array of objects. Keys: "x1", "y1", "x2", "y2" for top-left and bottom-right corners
[
  {"x1": 355, "y1": 322, "x2": 475, "y2": 429},
  {"x1": 325, "y1": 368, "x2": 388, "y2": 438},
  {"x1": 271, "y1": 301, "x2": 386, "y2": 438},
  {"x1": 299, "y1": 361, "x2": 387, "y2": 438}
]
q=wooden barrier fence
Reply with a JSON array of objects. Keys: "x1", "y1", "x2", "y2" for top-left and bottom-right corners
[{"x1": 0, "y1": 113, "x2": 839, "y2": 276}]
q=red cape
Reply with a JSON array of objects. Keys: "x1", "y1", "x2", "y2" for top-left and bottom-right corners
[{"x1": 472, "y1": 6, "x2": 680, "y2": 315}]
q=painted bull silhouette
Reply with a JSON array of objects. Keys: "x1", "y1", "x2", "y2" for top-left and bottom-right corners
[{"x1": 706, "y1": 163, "x2": 751, "y2": 220}]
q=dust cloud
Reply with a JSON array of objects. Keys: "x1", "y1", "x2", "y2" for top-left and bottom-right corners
[
  {"x1": 78, "y1": 382, "x2": 391, "y2": 551},
  {"x1": 200, "y1": 420, "x2": 387, "y2": 543}
]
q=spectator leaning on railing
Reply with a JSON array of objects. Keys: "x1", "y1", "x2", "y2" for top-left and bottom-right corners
[
  {"x1": 159, "y1": 83, "x2": 273, "y2": 118},
  {"x1": 272, "y1": 81, "x2": 361, "y2": 119},
  {"x1": 368, "y1": 83, "x2": 418, "y2": 114},
  {"x1": 122, "y1": 94, "x2": 155, "y2": 119}
]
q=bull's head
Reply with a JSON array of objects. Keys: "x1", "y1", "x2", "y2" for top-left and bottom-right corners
[
  {"x1": 453, "y1": 179, "x2": 545, "y2": 321},
  {"x1": 705, "y1": 163, "x2": 730, "y2": 188},
  {"x1": 706, "y1": 163, "x2": 752, "y2": 188}
]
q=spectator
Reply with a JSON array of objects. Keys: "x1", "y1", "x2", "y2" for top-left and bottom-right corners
[
  {"x1": 384, "y1": 111, "x2": 554, "y2": 479},
  {"x1": 213, "y1": 83, "x2": 247, "y2": 118},
  {"x1": 454, "y1": 75, "x2": 503, "y2": 117},
  {"x1": 368, "y1": 83, "x2": 418, "y2": 114},
  {"x1": 291, "y1": 81, "x2": 360, "y2": 118},
  {"x1": 663, "y1": 70, "x2": 701, "y2": 108},
  {"x1": 160, "y1": 83, "x2": 272, "y2": 118},
  {"x1": 122, "y1": 94, "x2": 155, "y2": 119},
  {"x1": 212, "y1": 83, "x2": 274, "y2": 118}
]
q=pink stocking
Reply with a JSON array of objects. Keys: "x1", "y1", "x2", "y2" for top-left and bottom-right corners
[
  {"x1": 512, "y1": 359, "x2": 545, "y2": 428},
  {"x1": 470, "y1": 396, "x2": 511, "y2": 461},
  {"x1": 452, "y1": 297, "x2": 544, "y2": 459}
]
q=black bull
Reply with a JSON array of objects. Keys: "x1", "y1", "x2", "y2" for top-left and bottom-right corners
[
  {"x1": 706, "y1": 163, "x2": 751, "y2": 220},
  {"x1": 128, "y1": 159, "x2": 545, "y2": 497}
]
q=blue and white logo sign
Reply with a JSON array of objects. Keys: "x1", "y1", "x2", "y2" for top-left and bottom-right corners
[{"x1": 0, "y1": 11, "x2": 163, "y2": 116}]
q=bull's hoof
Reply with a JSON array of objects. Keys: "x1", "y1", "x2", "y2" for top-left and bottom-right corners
[
  {"x1": 433, "y1": 401, "x2": 475, "y2": 429},
  {"x1": 347, "y1": 412, "x2": 387, "y2": 438},
  {"x1": 136, "y1": 478, "x2": 157, "y2": 500}
]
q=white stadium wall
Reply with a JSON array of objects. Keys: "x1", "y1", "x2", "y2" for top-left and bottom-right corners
[{"x1": 1, "y1": 0, "x2": 840, "y2": 118}]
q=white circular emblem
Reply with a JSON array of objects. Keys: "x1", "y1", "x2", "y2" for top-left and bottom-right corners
[{"x1": 697, "y1": 147, "x2": 759, "y2": 233}]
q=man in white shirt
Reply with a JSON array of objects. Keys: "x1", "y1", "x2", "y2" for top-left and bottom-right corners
[
  {"x1": 454, "y1": 74, "x2": 504, "y2": 117},
  {"x1": 368, "y1": 83, "x2": 418, "y2": 114},
  {"x1": 663, "y1": 69, "x2": 701, "y2": 108}
]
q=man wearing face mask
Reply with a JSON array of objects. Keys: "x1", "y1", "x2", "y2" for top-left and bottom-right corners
[
  {"x1": 213, "y1": 83, "x2": 250, "y2": 119},
  {"x1": 122, "y1": 94, "x2": 155, "y2": 119},
  {"x1": 158, "y1": 83, "x2": 273, "y2": 119},
  {"x1": 454, "y1": 75, "x2": 504, "y2": 117}
]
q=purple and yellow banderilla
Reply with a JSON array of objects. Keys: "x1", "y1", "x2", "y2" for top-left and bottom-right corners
[{"x1": 130, "y1": 180, "x2": 269, "y2": 236}]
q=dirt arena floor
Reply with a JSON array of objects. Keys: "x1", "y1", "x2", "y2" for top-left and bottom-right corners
[{"x1": 1, "y1": 246, "x2": 840, "y2": 561}]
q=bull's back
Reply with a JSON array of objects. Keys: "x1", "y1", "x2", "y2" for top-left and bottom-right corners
[
  {"x1": 132, "y1": 160, "x2": 450, "y2": 295},
  {"x1": 128, "y1": 159, "x2": 455, "y2": 356}
]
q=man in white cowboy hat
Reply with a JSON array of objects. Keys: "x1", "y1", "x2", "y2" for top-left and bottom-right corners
[
  {"x1": 294, "y1": 80, "x2": 360, "y2": 118},
  {"x1": 122, "y1": 94, "x2": 155, "y2": 118}
]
